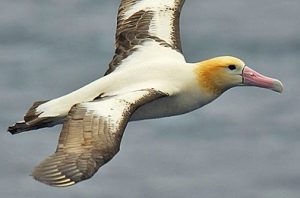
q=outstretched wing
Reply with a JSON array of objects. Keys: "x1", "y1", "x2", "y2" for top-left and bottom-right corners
[
  {"x1": 105, "y1": 0, "x2": 186, "y2": 75},
  {"x1": 32, "y1": 89, "x2": 168, "y2": 187}
]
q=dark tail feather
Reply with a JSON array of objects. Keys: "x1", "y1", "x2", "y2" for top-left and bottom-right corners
[
  {"x1": 8, "y1": 100, "x2": 64, "y2": 135},
  {"x1": 23, "y1": 100, "x2": 48, "y2": 124},
  {"x1": 8, "y1": 121, "x2": 31, "y2": 134}
]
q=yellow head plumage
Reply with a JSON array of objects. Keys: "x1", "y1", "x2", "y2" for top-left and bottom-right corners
[{"x1": 195, "y1": 56, "x2": 246, "y2": 95}]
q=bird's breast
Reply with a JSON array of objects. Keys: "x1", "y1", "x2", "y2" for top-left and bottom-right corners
[{"x1": 131, "y1": 84, "x2": 216, "y2": 121}]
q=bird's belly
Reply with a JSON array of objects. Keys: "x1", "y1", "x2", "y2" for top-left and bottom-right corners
[{"x1": 131, "y1": 92, "x2": 210, "y2": 121}]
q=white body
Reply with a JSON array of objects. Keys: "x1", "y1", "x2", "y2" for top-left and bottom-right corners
[{"x1": 37, "y1": 59, "x2": 216, "y2": 121}]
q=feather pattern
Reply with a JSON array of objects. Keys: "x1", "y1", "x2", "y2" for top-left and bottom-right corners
[
  {"x1": 106, "y1": 0, "x2": 186, "y2": 75},
  {"x1": 32, "y1": 89, "x2": 167, "y2": 187}
]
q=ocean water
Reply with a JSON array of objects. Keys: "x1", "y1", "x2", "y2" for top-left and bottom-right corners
[{"x1": 1, "y1": 0, "x2": 300, "y2": 197}]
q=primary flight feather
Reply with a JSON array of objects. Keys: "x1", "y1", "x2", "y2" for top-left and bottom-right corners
[{"x1": 8, "y1": 0, "x2": 283, "y2": 187}]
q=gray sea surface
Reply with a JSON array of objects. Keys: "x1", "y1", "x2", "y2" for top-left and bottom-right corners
[{"x1": 1, "y1": 0, "x2": 300, "y2": 198}]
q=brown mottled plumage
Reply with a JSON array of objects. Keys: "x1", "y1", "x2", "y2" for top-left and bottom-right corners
[
  {"x1": 106, "y1": 0, "x2": 185, "y2": 75},
  {"x1": 31, "y1": 89, "x2": 167, "y2": 187}
]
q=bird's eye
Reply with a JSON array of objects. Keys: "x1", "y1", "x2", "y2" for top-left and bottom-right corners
[{"x1": 228, "y1": 65, "x2": 236, "y2": 70}]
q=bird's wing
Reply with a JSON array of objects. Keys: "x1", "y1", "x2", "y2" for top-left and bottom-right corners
[
  {"x1": 32, "y1": 89, "x2": 168, "y2": 187},
  {"x1": 105, "y1": 0, "x2": 186, "y2": 75}
]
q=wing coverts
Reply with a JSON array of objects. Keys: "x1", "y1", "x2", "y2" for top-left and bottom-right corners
[
  {"x1": 32, "y1": 89, "x2": 167, "y2": 187},
  {"x1": 106, "y1": 0, "x2": 185, "y2": 75}
]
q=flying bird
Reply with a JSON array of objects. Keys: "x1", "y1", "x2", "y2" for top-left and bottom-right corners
[{"x1": 8, "y1": 0, "x2": 283, "y2": 187}]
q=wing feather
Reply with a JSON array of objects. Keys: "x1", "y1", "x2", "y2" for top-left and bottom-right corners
[
  {"x1": 106, "y1": 0, "x2": 186, "y2": 75},
  {"x1": 32, "y1": 89, "x2": 167, "y2": 187}
]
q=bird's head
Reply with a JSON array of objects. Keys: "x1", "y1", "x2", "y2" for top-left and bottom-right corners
[{"x1": 195, "y1": 56, "x2": 283, "y2": 95}]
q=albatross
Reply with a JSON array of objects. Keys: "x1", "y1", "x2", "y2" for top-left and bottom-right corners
[{"x1": 8, "y1": 0, "x2": 283, "y2": 187}]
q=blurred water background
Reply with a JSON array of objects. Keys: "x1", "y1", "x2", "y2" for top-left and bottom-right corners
[{"x1": 1, "y1": 0, "x2": 300, "y2": 197}]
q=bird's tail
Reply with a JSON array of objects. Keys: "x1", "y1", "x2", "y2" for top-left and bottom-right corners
[{"x1": 8, "y1": 100, "x2": 64, "y2": 135}]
